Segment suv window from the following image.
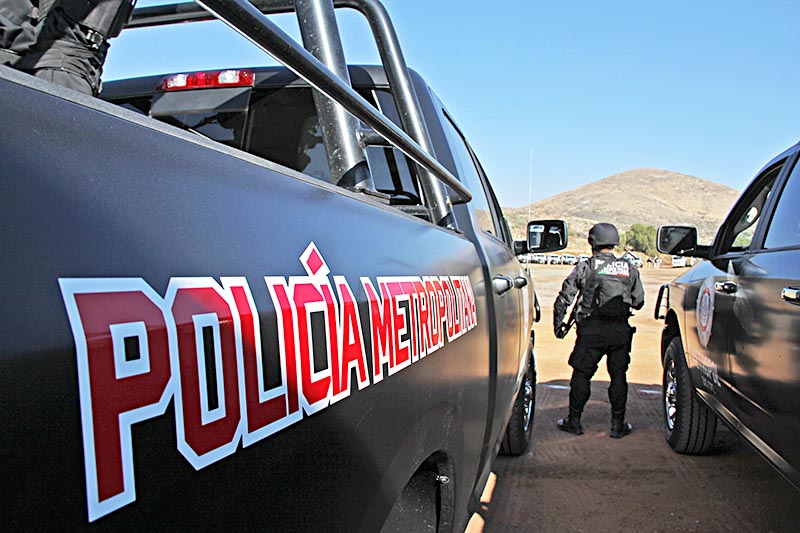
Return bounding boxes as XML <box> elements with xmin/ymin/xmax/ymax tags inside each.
<box><xmin>440</xmin><ymin>113</ymin><xmax>501</xmax><ymax>237</ymax></box>
<box><xmin>764</xmin><ymin>158</ymin><xmax>800</xmax><ymax>249</ymax></box>
<box><xmin>717</xmin><ymin>162</ymin><xmax>782</xmax><ymax>253</ymax></box>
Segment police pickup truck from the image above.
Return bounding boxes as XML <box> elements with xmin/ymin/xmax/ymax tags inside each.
<box><xmin>655</xmin><ymin>141</ymin><xmax>800</xmax><ymax>489</ymax></box>
<box><xmin>1</xmin><ymin>0</ymin><xmax>567</xmax><ymax>530</ymax></box>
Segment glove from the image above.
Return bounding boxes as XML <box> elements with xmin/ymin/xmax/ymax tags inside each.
<box><xmin>554</xmin><ymin>322</ymin><xmax>569</xmax><ymax>339</ymax></box>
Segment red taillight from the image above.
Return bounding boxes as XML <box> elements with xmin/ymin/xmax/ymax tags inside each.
<box><xmin>158</xmin><ymin>69</ymin><xmax>255</xmax><ymax>91</ymax></box>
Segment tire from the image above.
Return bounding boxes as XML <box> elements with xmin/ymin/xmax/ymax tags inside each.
<box><xmin>500</xmin><ymin>353</ymin><xmax>536</xmax><ymax>456</ymax></box>
<box><xmin>662</xmin><ymin>337</ymin><xmax>717</xmax><ymax>454</ymax></box>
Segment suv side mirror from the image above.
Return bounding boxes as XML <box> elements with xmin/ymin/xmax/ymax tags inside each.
<box><xmin>527</xmin><ymin>220</ymin><xmax>568</xmax><ymax>253</ymax></box>
<box><xmin>657</xmin><ymin>226</ymin><xmax>698</xmax><ymax>255</ymax></box>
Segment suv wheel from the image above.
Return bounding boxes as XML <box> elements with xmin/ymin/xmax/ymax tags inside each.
<box><xmin>500</xmin><ymin>351</ymin><xmax>536</xmax><ymax>456</ymax></box>
<box><xmin>663</xmin><ymin>337</ymin><xmax>717</xmax><ymax>454</ymax></box>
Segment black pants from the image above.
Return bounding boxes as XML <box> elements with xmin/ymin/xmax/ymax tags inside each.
<box><xmin>567</xmin><ymin>319</ymin><xmax>634</xmax><ymax>419</ymax></box>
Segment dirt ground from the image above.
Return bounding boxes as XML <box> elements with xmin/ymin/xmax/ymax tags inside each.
<box><xmin>468</xmin><ymin>264</ymin><xmax>800</xmax><ymax>532</ymax></box>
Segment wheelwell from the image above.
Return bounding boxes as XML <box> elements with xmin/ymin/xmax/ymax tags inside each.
<box><xmin>661</xmin><ymin>310</ymin><xmax>682</xmax><ymax>366</ymax></box>
<box><xmin>381</xmin><ymin>451</ymin><xmax>454</xmax><ymax>533</ymax></box>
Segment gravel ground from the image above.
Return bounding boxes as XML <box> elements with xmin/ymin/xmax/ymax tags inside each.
<box><xmin>467</xmin><ymin>264</ymin><xmax>800</xmax><ymax>532</ymax></box>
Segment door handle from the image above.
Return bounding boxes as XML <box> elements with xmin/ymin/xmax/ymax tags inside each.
<box><xmin>493</xmin><ymin>276</ymin><xmax>513</xmax><ymax>295</ymax></box>
<box><xmin>514</xmin><ymin>276</ymin><xmax>528</xmax><ymax>289</ymax></box>
<box><xmin>714</xmin><ymin>281</ymin><xmax>737</xmax><ymax>294</ymax></box>
<box><xmin>782</xmin><ymin>286</ymin><xmax>800</xmax><ymax>305</ymax></box>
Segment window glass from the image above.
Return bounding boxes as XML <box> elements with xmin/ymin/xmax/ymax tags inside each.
<box><xmin>161</xmin><ymin>111</ymin><xmax>247</xmax><ymax>148</ymax></box>
<box><xmin>245</xmin><ymin>88</ymin><xmax>331</xmax><ymax>180</ymax></box>
<box><xmin>440</xmin><ymin>114</ymin><xmax>499</xmax><ymax>236</ymax></box>
<box><xmin>764</xmin><ymin>160</ymin><xmax>800</xmax><ymax>249</ymax></box>
<box><xmin>720</xmin><ymin>164</ymin><xmax>781</xmax><ymax>252</ymax></box>
<box><xmin>117</xmin><ymin>85</ymin><xmax>422</xmax><ymax>202</ymax></box>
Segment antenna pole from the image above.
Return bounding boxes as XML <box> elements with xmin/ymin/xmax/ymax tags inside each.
<box><xmin>527</xmin><ymin>145</ymin><xmax>533</xmax><ymax>223</ymax></box>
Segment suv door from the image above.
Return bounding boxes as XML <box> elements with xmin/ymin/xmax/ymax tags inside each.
<box><xmin>438</xmin><ymin>112</ymin><xmax>526</xmax><ymax>449</ymax></box>
<box><xmin>684</xmin><ymin>162</ymin><xmax>783</xmax><ymax>405</ymax></box>
<box><xmin>726</xmin><ymin>150</ymin><xmax>800</xmax><ymax>477</ymax></box>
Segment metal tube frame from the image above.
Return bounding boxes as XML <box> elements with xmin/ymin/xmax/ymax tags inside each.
<box><xmin>127</xmin><ymin>0</ymin><xmax>469</xmax><ymax>223</ymax></box>
<box><xmin>293</xmin><ymin>0</ymin><xmax>371</xmax><ymax>190</ymax></box>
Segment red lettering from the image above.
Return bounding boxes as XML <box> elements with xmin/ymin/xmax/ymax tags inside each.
<box><xmin>386</xmin><ymin>281</ymin><xmax>410</xmax><ymax>373</ymax></box>
<box><xmin>169</xmin><ymin>283</ymin><xmax>241</xmax><ymax>466</ymax></box>
<box><xmin>362</xmin><ymin>278</ymin><xmax>393</xmax><ymax>383</ymax></box>
<box><xmin>225</xmin><ymin>279</ymin><xmax>291</xmax><ymax>446</ymax></box>
<box><xmin>334</xmin><ymin>276</ymin><xmax>369</xmax><ymax>401</ymax></box>
<box><xmin>414</xmin><ymin>280</ymin><xmax>430</xmax><ymax>359</ymax></box>
<box><xmin>266</xmin><ymin>278</ymin><xmax>300</xmax><ymax>415</ymax></box>
<box><xmin>292</xmin><ymin>282</ymin><xmax>332</xmax><ymax>413</ymax></box>
<box><xmin>60</xmin><ymin>279</ymin><xmax>172</xmax><ymax>521</ymax></box>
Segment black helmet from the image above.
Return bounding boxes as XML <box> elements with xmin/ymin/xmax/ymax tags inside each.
<box><xmin>588</xmin><ymin>223</ymin><xmax>620</xmax><ymax>248</ymax></box>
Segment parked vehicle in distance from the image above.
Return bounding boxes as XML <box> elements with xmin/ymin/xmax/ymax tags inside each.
<box><xmin>655</xmin><ymin>141</ymin><xmax>800</xmax><ymax>490</ymax></box>
<box><xmin>561</xmin><ymin>253</ymin><xmax>577</xmax><ymax>265</ymax></box>
<box><xmin>622</xmin><ymin>251</ymin><xmax>644</xmax><ymax>267</ymax></box>
<box><xmin>671</xmin><ymin>255</ymin><xmax>687</xmax><ymax>267</ymax></box>
<box><xmin>531</xmin><ymin>253</ymin><xmax>547</xmax><ymax>264</ymax></box>
<box><xmin>548</xmin><ymin>254</ymin><xmax>562</xmax><ymax>264</ymax></box>
<box><xmin>578</xmin><ymin>254</ymin><xmax>591</xmax><ymax>263</ymax></box>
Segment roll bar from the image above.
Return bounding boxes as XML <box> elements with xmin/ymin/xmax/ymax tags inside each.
<box><xmin>127</xmin><ymin>0</ymin><xmax>468</xmax><ymax>225</ymax></box>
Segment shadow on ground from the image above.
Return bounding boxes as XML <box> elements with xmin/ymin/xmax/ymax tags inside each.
<box><xmin>476</xmin><ymin>379</ymin><xmax>800</xmax><ymax>532</ymax></box>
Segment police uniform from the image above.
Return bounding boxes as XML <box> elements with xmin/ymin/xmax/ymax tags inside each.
<box><xmin>1</xmin><ymin>0</ymin><xmax>135</xmax><ymax>95</ymax></box>
<box><xmin>553</xmin><ymin>223</ymin><xmax>645</xmax><ymax>438</ymax></box>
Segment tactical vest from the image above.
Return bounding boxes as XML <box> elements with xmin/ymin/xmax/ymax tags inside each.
<box><xmin>584</xmin><ymin>256</ymin><xmax>633</xmax><ymax>319</ymax></box>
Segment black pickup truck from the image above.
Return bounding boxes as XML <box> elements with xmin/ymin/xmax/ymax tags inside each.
<box><xmin>655</xmin><ymin>141</ymin><xmax>800</xmax><ymax>489</ymax></box>
<box><xmin>1</xmin><ymin>0</ymin><xmax>567</xmax><ymax>530</ymax></box>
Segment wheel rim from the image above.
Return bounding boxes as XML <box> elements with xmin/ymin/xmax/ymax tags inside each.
<box><xmin>664</xmin><ymin>358</ymin><xmax>678</xmax><ymax>431</ymax></box>
<box><xmin>523</xmin><ymin>374</ymin><xmax>534</xmax><ymax>432</ymax></box>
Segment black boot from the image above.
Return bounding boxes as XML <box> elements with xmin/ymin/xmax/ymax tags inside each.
<box><xmin>610</xmin><ymin>417</ymin><xmax>632</xmax><ymax>438</ymax></box>
<box><xmin>557</xmin><ymin>415</ymin><xmax>583</xmax><ymax>435</ymax></box>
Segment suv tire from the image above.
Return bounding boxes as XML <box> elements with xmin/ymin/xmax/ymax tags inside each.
<box><xmin>662</xmin><ymin>337</ymin><xmax>717</xmax><ymax>454</ymax></box>
<box><xmin>500</xmin><ymin>351</ymin><xmax>536</xmax><ymax>455</ymax></box>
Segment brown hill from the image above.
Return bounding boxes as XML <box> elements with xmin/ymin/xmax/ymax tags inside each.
<box><xmin>504</xmin><ymin>168</ymin><xmax>740</xmax><ymax>244</ymax></box>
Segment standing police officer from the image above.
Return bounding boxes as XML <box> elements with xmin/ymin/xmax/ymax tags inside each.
<box><xmin>1</xmin><ymin>0</ymin><xmax>135</xmax><ymax>96</ymax></box>
<box><xmin>553</xmin><ymin>222</ymin><xmax>644</xmax><ymax>438</ymax></box>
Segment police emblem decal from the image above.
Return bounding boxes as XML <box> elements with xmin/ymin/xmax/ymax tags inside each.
<box><xmin>696</xmin><ymin>276</ymin><xmax>715</xmax><ymax>348</ymax></box>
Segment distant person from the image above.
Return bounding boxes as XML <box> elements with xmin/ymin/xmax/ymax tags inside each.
<box><xmin>553</xmin><ymin>222</ymin><xmax>645</xmax><ymax>438</ymax></box>
<box><xmin>0</xmin><ymin>0</ymin><xmax>135</xmax><ymax>96</ymax></box>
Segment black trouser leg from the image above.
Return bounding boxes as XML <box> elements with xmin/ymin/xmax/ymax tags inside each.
<box><xmin>568</xmin><ymin>370</ymin><xmax>592</xmax><ymax>416</ymax></box>
<box><xmin>567</xmin><ymin>333</ymin><xmax>602</xmax><ymax>416</ymax></box>
<box><xmin>606</xmin><ymin>333</ymin><xmax>631</xmax><ymax>418</ymax></box>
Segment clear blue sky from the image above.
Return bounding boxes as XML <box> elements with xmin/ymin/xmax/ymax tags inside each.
<box><xmin>105</xmin><ymin>0</ymin><xmax>799</xmax><ymax>207</ymax></box>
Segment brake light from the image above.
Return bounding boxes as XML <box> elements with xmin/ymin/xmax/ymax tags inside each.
<box><xmin>158</xmin><ymin>69</ymin><xmax>255</xmax><ymax>91</ymax></box>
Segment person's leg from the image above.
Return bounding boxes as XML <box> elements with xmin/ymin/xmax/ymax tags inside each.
<box><xmin>0</xmin><ymin>0</ymin><xmax>40</xmax><ymax>66</ymax></box>
<box><xmin>606</xmin><ymin>324</ymin><xmax>634</xmax><ymax>438</ymax></box>
<box><xmin>558</xmin><ymin>325</ymin><xmax>603</xmax><ymax>434</ymax></box>
<box><xmin>16</xmin><ymin>4</ymin><xmax>109</xmax><ymax>96</ymax></box>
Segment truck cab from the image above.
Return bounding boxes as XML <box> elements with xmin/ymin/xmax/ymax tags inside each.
<box><xmin>1</xmin><ymin>0</ymin><xmax>567</xmax><ymax>530</ymax></box>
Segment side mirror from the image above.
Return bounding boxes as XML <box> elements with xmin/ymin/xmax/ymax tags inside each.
<box><xmin>527</xmin><ymin>220</ymin><xmax>568</xmax><ymax>253</ymax></box>
<box><xmin>657</xmin><ymin>226</ymin><xmax>697</xmax><ymax>255</ymax></box>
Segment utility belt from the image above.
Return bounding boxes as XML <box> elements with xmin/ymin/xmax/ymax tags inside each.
<box><xmin>584</xmin><ymin>314</ymin><xmax>629</xmax><ymax>323</ymax></box>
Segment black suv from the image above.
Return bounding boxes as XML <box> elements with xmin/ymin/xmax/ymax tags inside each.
<box><xmin>655</xmin><ymin>141</ymin><xmax>800</xmax><ymax>489</ymax></box>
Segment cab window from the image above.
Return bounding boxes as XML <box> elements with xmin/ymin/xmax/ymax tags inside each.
<box><xmin>246</xmin><ymin>87</ymin><xmax>421</xmax><ymax>204</ymax></box>
<box><xmin>764</xmin><ymin>158</ymin><xmax>800</xmax><ymax>249</ymax></box>
<box><xmin>440</xmin><ymin>113</ymin><xmax>502</xmax><ymax>237</ymax></box>
<box><xmin>108</xmin><ymin>85</ymin><xmax>423</xmax><ymax>209</ymax></box>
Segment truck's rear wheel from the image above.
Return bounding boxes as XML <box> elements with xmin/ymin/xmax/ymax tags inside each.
<box><xmin>663</xmin><ymin>337</ymin><xmax>716</xmax><ymax>454</ymax></box>
<box><xmin>500</xmin><ymin>353</ymin><xmax>536</xmax><ymax>456</ymax></box>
